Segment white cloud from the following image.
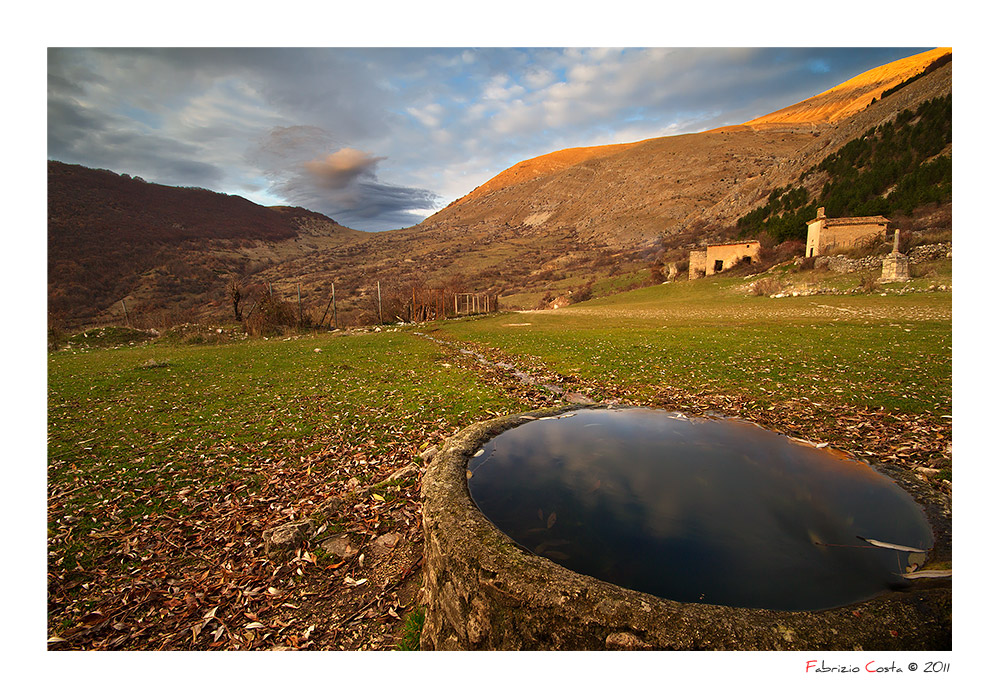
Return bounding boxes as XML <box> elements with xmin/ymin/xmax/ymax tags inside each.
<box><xmin>482</xmin><ymin>74</ymin><xmax>526</xmax><ymax>102</ymax></box>
<box><xmin>406</xmin><ymin>103</ymin><xmax>446</xmax><ymax>129</ymax></box>
<box><xmin>522</xmin><ymin>67</ymin><xmax>556</xmax><ymax>90</ymax></box>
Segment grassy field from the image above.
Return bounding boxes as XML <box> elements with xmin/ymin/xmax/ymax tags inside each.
<box><xmin>46</xmin><ymin>264</ymin><xmax>952</xmax><ymax>650</ymax></box>
<box><xmin>446</xmin><ymin>274</ymin><xmax>951</xmax><ymax>417</ymax></box>
<box><xmin>47</xmin><ymin>329</ymin><xmax>535</xmax><ymax>649</ymax></box>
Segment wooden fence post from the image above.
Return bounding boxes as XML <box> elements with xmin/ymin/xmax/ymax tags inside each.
<box><xmin>319</xmin><ymin>282</ymin><xmax>334</xmax><ymax>327</ymax></box>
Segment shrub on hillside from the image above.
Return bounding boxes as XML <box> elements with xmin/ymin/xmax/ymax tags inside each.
<box><xmin>571</xmin><ymin>283</ymin><xmax>594</xmax><ymax>304</ymax></box>
<box><xmin>244</xmin><ymin>290</ymin><xmax>297</xmax><ymax>336</ymax></box>
<box><xmin>751</xmin><ymin>277</ymin><xmax>782</xmax><ymax>296</ymax></box>
<box><xmin>48</xmin><ymin>326</ymin><xmax>66</xmax><ymax>352</ymax></box>
<box><xmin>857</xmin><ymin>271</ymin><xmax>881</xmax><ymax>293</ymax></box>
<box><xmin>737</xmin><ymin>95</ymin><xmax>952</xmax><ymax>242</ymax></box>
<box><xmin>776</xmin><ymin>240</ymin><xmax>805</xmax><ymax>262</ymax></box>
<box><xmin>898</xmin><ymin>230</ymin><xmax>914</xmax><ymax>254</ymax></box>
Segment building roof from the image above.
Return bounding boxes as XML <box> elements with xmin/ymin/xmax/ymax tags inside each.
<box><xmin>706</xmin><ymin>239</ymin><xmax>760</xmax><ymax>248</ymax></box>
<box><xmin>808</xmin><ymin>215</ymin><xmax>890</xmax><ymax>226</ymax></box>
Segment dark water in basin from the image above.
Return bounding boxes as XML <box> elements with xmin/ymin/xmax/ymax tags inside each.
<box><xmin>466</xmin><ymin>408</ymin><xmax>932</xmax><ymax>611</ymax></box>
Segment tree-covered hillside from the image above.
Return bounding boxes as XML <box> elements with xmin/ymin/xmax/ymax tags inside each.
<box><xmin>738</xmin><ymin>95</ymin><xmax>951</xmax><ymax>242</ymax></box>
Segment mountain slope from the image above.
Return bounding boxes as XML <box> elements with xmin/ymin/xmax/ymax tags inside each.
<box><xmin>415</xmin><ymin>51</ymin><xmax>951</xmax><ymax>255</ymax></box>
<box><xmin>48</xmin><ymin>162</ymin><xmax>367</xmax><ymax>328</ymax></box>
<box><xmin>48</xmin><ymin>48</ymin><xmax>952</xmax><ymax>329</ymax></box>
<box><xmin>449</xmin><ymin>48</ymin><xmax>951</xmax><ymax>215</ymax></box>
<box><xmin>283</xmin><ymin>52</ymin><xmax>949</xmax><ymax>318</ymax></box>
<box><xmin>453</xmin><ymin>143</ymin><xmax>638</xmax><ymax>207</ymax></box>
<box><xmin>745</xmin><ymin>47</ymin><xmax>951</xmax><ymax>127</ymax></box>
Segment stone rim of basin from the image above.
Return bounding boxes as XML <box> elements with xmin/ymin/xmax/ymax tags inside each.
<box><xmin>418</xmin><ymin>403</ymin><xmax>952</xmax><ymax>651</ymax></box>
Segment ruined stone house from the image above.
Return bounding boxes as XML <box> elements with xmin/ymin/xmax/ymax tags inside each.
<box><xmin>688</xmin><ymin>240</ymin><xmax>761</xmax><ymax>279</ymax></box>
<box><xmin>805</xmin><ymin>207</ymin><xmax>889</xmax><ymax>257</ymax></box>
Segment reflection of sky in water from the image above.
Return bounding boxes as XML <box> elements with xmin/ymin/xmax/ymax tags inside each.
<box><xmin>468</xmin><ymin>408</ymin><xmax>933</xmax><ymax>611</ymax></box>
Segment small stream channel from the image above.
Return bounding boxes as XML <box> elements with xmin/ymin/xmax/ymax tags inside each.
<box><xmin>414</xmin><ymin>330</ymin><xmax>594</xmax><ymax>404</ymax></box>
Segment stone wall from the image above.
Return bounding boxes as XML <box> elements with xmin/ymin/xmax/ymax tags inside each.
<box><xmin>813</xmin><ymin>242</ymin><xmax>951</xmax><ymax>274</ymax></box>
<box><xmin>909</xmin><ymin>242</ymin><xmax>952</xmax><ymax>263</ymax></box>
<box><xmin>420</xmin><ymin>406</ymin><xmax>952</xmax><ymax>651</ymax></box>
<box><xmin>813</xmin><ymin>254</ymin><xmax>883</xmax><ymax>274</ymax></box>
<box><xmin>705</xmin><ymin>241</ymin><xmax>761</xmax><ymax>276</ymax></box>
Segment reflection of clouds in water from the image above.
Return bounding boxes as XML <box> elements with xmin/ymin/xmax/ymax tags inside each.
<box><xmin>469</xmin><ymin>408</ymin><xmax>932</xmax><ymax>610</ymax></box>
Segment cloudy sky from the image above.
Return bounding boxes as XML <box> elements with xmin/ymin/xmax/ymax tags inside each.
<box><xmin>47</xmin><ymin>46</ymin><xmax>932</xmax><ymax>231</ymax></box>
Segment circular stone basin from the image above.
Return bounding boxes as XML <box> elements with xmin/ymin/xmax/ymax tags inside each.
<box><xmin>466</xmin><ymin>407</ymin><xmax>933</xmax><ymax>612</ymax></box>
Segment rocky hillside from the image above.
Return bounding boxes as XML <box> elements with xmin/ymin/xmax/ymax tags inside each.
<box><xmin>262</xmin><ymin>48</ymin><xmax>950</xmax><ymax>323</ymax></box>
<box><xmin>449</xmin><ymin>49</ymin><xmax>951</xmax><ymax>212</ymax></box>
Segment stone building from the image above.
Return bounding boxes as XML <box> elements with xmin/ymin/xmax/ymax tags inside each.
<box><xmin>805</xmin><ymin>207</ymin><xmax>889</xmax><ymax>257</ymax></box>
<box><xmin>688</xmin><ymin>240</ymin><xmax>761</xmax><ymax>279</ymax></box>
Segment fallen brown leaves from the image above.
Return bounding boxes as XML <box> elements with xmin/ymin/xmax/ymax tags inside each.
<box><xmin>48</xmin><ymin>429</ymin><xmax>433</xmax><ymax>651</ymax></box>
<box><xmin>648</xmin><ymin>387</ymin><xmax>952</xmax><ymax>480</ymax></box>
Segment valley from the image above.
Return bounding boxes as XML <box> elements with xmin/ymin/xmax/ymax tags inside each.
<box><xmin>47</xmin><ymin>49</ymin><xmax>951</xmax><ymax>332</ymax></box>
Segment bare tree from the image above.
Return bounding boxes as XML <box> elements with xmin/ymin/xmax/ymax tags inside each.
<box><xmin>226</xmin><ymin>275</ymin><xmax>245</xmax><ymax>322</ymax></box>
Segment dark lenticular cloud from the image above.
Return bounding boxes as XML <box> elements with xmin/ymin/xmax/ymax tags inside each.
<box><xmin>275</xmin><ymin>153</ymin><xmax>440</xmax><ymax>230</ymax></box>
<box><xmin>254</xmin><ymin>127</ymin><xmax>440</xmax><ymax>230</ymax></box>
<box><xmin>304</xmin><ymin>149</ymin><xmax>385</xmax><ymax>190</ymax></box>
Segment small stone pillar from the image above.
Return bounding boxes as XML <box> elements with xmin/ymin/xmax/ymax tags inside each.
<box><xmin>881</xmin><ymin>229</ymin><xmax>910</xmax><ymax>282</ymax></box>
<box><xmin>688</xmin><ymin>250</ymin><xmax>707</xmax><ymax>280</ymax></box>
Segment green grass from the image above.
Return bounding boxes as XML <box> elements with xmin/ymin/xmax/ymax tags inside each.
<box><xmin>57</xmin><ymin>326</ymin><xmax>156</xmax><ymax>350</ymax></box>
<box><xmin>48</xmin><ymin>330</ymin><xmax>531</xmax><ymax>574</ymax></box>
<box><xmin>395</xmin><ymin>606</ymin><xmax>425</xmax><ymax>650</ymax></box>
<box><xmin>49</xmin><ymin>273</ymin><xmax>952</xmax><ymax>531</ymax></box>
<box><xmin>50</xmin><ymin>330</ymin><xmax>524</xmax><ymax>451</ymax></box>
<box><xmin>435</xmin><ymin>273</ymin><xmax>952</xmax><ymax>418</ymax></box>
<box><xmin>588</xmin><ymin>267</ymin><xmax>657</xmax><ymax>297</ymax></box>
<box><xmin>498</xmin><ymin>262</ymin><xmax>655</xmax><ymax>311</ymax></box>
